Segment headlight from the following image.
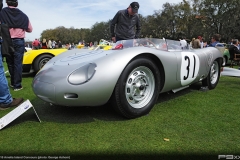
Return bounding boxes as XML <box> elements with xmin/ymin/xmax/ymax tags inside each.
<box><xmin>68</xmin><ymin>63</ymin><xmax>97</xmax><ymax>85</ymax></box>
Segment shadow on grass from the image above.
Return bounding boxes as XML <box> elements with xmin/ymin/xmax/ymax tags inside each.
<box><xmin>157</xmin><ymin>82</ymin><xmax>202</xmax><ymax>103</ymax></box>
<box><xmin>22</xmin><ymin>72</ymin><xmax>36</xmax><ymax>77</ymax></box>
<box><xmin>3</xmin><ymin>82</ymin><xmax>203</xmax><ymax>129</ymax></box>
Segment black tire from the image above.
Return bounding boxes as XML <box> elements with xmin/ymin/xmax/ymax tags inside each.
<box><xmin>202</xmin><ymin>60</ymin><xmax>220</xmax><ymax>89</ymax></box>
<box><xmin>33</xmin><ymin>54</ymin><xmax>53</xmax><ymax>72</ymax></box>
<box><xmin>111</xmin><ymin>57</ymin><xmax>161</xmax><ymax>119</ymax></box>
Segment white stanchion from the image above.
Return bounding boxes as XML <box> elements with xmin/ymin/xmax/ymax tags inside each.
<box><xmin>0</xmin><ymin>99</ymin><xmax>41</xmax><ymax>130</ymax></box>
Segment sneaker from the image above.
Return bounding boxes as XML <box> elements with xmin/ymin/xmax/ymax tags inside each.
<box><xmin>0</xmin><ymin>98</ymin><xmax>24</xmax><ymax>110</ymax></box>
<box><xmin>14</xmin><ymin>87</ymin><xmax>23</xmax><ymax>91</ymax></box>
<box><xmin>10</xmin><ymin>85</ymin><xmax>14</xmax><ymax>88</ymax></box>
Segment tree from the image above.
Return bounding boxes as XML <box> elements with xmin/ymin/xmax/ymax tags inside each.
<box><xmin>39</xmin><ymin>0</ymin><xmax>240</xmax><ymax>44</ymax></box>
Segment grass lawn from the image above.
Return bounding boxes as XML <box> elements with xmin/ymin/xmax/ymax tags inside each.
<box><xmin>0</xmin><ymin>62</ymin><xmax>240</xmax><ymax>160</ymax></box>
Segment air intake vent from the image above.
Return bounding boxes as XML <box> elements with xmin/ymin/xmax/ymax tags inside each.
<box><xmin>64</xmin><ymin>93</ymin><xmax>78</xmax><ymax>99</ymax></box>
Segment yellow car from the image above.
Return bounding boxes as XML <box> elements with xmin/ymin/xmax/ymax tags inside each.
<box><xmin>76</xmin><ymin>44</ymin><xmax>85</xmax><ymax>49</ymax></box>
<box><xmin>23</xmin><ymin>48</ymin><xmax>67</xmax><ymax>73</ymax></box>
<box><xmin>89</xmin><ymin>39</ymin><xmax>114</xmax><ymax>50</ymax></box>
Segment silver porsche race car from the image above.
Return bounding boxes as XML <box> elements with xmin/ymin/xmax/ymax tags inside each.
<box><xmin>32</xmin><ymin>38</ymin><xmax>223</xmax><ymax>119</ymax></box>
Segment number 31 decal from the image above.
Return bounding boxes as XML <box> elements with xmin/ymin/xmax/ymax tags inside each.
<box><xmin>180</xmin><ymin>52</ymin><xmax>200</xmax><ymax>86</ymax></box>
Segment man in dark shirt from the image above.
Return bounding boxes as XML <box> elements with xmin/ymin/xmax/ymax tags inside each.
<box><xmin>0</xmin><ymin>0</ymin><xmax>32</xmax><ymax>91</ymax></box>
<box><xmin>58</xmin><ymin>40</ymin><xmax>62</xmax><ymax>48</ymax></box>
<box><xmin>0</xmin><ymin>0</ymin><xmax>23</xmax><ymax>110</ymax></box>
<box><xmin>110</xmin><ymin>2</ymin><xmax>141</xmax><ymax>42</ymax></box>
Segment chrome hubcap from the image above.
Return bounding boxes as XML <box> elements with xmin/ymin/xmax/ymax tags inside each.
<box><xmin>210</xmin><ymin>61</ymin><xmax>219</xmax><ymax>84</ymax></box>
<box><xmin>125</xmin><ymin>66</ymin><xmax>155</xmax><ymax>109</ymax></box>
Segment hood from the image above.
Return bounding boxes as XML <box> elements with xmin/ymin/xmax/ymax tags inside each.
<box><xmin>50</xmin><ymin>49</ymin><xmax>115</xmax><ymax>66</ymax></box>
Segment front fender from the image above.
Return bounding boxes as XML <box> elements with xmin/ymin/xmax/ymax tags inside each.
<box><xmin>23</xmin><ymin>49</ymin><xmax>67</xmax><ymax>64</ymax></box>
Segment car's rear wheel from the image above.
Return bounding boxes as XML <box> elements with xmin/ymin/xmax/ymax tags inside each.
<box><xmin>112</xmin><ymin>57</ymin><xmax>161</xmax><ymax>119</ymax></box>
<box><xmin>33</xmin><ymin>54</ymin><xmax>53</xmax><ymax>72</ymax></box>
<box><xmin>202</xmin><ymin>60</ymin><xmax>220</xmax><ymax>89</ymax></box>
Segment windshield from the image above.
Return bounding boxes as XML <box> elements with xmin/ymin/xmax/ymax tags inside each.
<box><xmin>113</xmin><ymin>38</ymin><xmax>189</xmax><ymax>51</ymax></box>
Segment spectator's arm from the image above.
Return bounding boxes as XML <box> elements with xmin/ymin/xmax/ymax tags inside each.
<box><xmin>110</xmin><ymin>11</ymin><xmax>120</xmax><ymax>37</ymax></box>
<box><xmin>26</xmin><ymin>21</ymin><xmax>33</xmax><ymax>33</ymax></box>
<box><xmin>135</xmin><ymin>15</ymin><xmax>141</xmax><ymax>39</ymax></box>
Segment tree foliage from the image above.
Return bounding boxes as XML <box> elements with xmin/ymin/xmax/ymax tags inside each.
<box><xmin>39</xmin><ymin>0</ymin><xmax>240</xmax><ymax>44</ymax></box>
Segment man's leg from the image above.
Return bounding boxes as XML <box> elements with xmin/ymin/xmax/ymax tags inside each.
<box><xmin>12</xmin><ymin>39</ymin><xmax>25</xmax><ymax>90</ymax></box>
<box><xmin>0</xmin><ymin>47</ymin><xmax>13</xmax><ymax>105</ymax></box>
<box><xmin>5</xmin><ymin>54</ymin><xmax>14</xmax><ymax>87</ymax></box>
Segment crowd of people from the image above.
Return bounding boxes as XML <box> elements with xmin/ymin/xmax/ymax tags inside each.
<box><xmin>189</xmin><ymin>34</ymin><xmax>224</xmax><ymax>49</ymax></box>
<box><xmin>181</xmin><ymin>34</ymin><xmax>240</xmax><ymax>60</ymax></box>
<box><xmin>26</xmin><ymin>38</ymin><xmax>63</xmax><ymax>50</ymax></box>
<box><xmin>179</xmin><ymin>34</ymin><xmax>225</xmax><ymax>50</ymax></box>
<box><xmin>26</xmin><ymin>39</ymin><xmax>95</xmax><ymax>50</ymax></box>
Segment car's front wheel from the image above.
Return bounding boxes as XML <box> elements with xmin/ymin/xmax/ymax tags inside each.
<box><xmin>112</xmin><ymin>57</ymin><xmax>161</xmax><ymax>119</ymax></box>
<box><xmin>33</xmin><ymin>54</ymin><xmax>53</xmax><ymax>72</ymax></box>
<box><xmin>202</xmin><ymin>60</ymin><xmax>220</xmax><ymax>89</ymax></box>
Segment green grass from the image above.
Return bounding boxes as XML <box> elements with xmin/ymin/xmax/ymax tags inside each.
<box><xmin>1</xmin><ymin>62</ymin><xmax>240</xmax><ymax>159</ymax></box>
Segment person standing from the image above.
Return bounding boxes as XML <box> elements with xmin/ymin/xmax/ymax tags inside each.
<box><xmin>0</xmin><ymin>0</ymin><xmax>23</xmax><ymax>110</ymax></box>
<box><xmin>47</xmin><ymin>39</ymin><xmax>52</xmax><ymax>49</ymax></box>
<box><xmin>179</xmin><ymin>37</ymin><xmax>187</xmax><ymax>49</ymax></box>
<box><xmin>58</xmin><ymin>40</ymin><xmax>62</xmax><ymax>48</ymax></box>
<box><xmin>32</xmin><ymin>38</ymin><xmax>40</xmax><ymax>50</ymax></box>
<box><xmin>0</xmin><ymin>0</ymin><xmax>33</xmax><ymax>91</ymax></box>
<box><xmin>41</xmin><ymin>38</ymin><xmax>48</xmax><ymax>49</ymax></box>
<box><xmin>198</xmin><ymin>36</ymin><xmax>204</xmax><ymax>48</ymax></box>
<box><xmin>192</xmin><ymin>36</ymin><xmax>201</xmax><ymax>49</ymax></box>
<box><xmin>228</xmin><ymin>39</ymin><xmax>240</xmax><ymax>63</ymax></box>
<box><xmin>110</xmin><ymin>2</ymin><xmax>141</xmax><ymax>42</ymax></box>
<box><xmin>52</xmin><ymin>39</ymin><xmax>56</xmax><ymax>49</ymax></box>
<box><xmin>68</xmin><ymin>43</ymin><xmax>71</xmax><ymax>50</ymax></box>
<box><xmin>209</xmin><ymin>34</ymin><xmax>223</xmax><ymax>47</ymax></box>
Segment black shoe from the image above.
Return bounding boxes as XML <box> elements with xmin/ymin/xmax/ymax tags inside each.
<box><xmin>0</xmin><ymin>98</ymin><xmax>24</xmax><ymax>110</ymax></box>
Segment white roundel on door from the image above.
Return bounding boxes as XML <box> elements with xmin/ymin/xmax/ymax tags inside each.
<box><xmin>180</xmin><ymin>52</ymin><xmax>200</xmax><ymax>86</ymax></box>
